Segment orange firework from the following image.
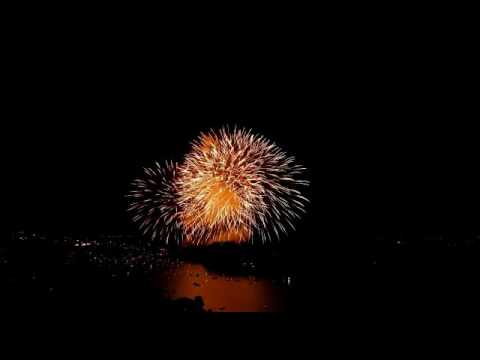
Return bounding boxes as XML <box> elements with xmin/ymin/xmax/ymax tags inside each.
<box><xmin>127</xmin><ymin>127</ymin><xmax>309</xmax><ymax>245</ymax></box>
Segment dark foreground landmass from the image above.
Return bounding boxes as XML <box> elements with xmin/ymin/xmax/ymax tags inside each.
<box><xmin>0</xmin><ymin>233</ymin><xmax>293</xmax><ymax>315</ymax></box>
<box><xmin>2</xmin><ymin>231</ymin><xmax>480</xmax><ymax>319</ymax></box>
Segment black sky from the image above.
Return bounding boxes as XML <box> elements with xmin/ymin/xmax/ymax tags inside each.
<box><xmin>3</xmin><ymin>14</ymin><xmax>478</xmax><ymax>247</ymax></box>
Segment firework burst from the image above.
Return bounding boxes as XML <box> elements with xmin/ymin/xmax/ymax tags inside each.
<box><xmin>127</xmin><ymin>127</ymin><xmax>309</xmax><ymax>246</ymax></box>
<box><xmin>127</xmin><ymin>161</ymin><xmax>183</xmax><ymax>244</ymax></box>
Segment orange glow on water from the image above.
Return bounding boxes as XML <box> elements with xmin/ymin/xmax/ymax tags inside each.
<box><xmin>155</xmin><ymin>263</ymin><xmax>287</xmax><ymax>312</ymax></box>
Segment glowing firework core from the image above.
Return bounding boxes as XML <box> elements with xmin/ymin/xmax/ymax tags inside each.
<box><xmin>127</xmin><ymin>127</ymin><xmax>309</xmax><ymax>245</ymax></box>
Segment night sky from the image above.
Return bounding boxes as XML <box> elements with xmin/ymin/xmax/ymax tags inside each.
<box><xmin>6</xmin><ymin>42</ymin><xmax>477</xmax><ymax>241</ymax></box>
<box><xmin>2</xmin><ymin>16</ymin><xmax>477</xmax><ymax>281</ymax></box>
<box><xmin>1</xmin><ymin>9</ymin><xmax>479</xmax><ymax>340</ymax></box>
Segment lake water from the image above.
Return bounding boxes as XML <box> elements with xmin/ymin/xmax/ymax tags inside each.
<box><xmin>152</xmin><ymin>261</ymin><xmax>290</xmax><ymax>312</ymax></box>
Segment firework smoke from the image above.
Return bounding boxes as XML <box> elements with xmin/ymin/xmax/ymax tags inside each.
<box><xmin>127</xmin><ymin>127</ymin><xmax>309</xmax><ymax>245</ymax></box>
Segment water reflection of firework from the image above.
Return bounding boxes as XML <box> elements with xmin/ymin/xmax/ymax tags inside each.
<box><xmin>127</xmin><ymin>127</ymin><xmax>309</xmax><ymax>245</ymax></box>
